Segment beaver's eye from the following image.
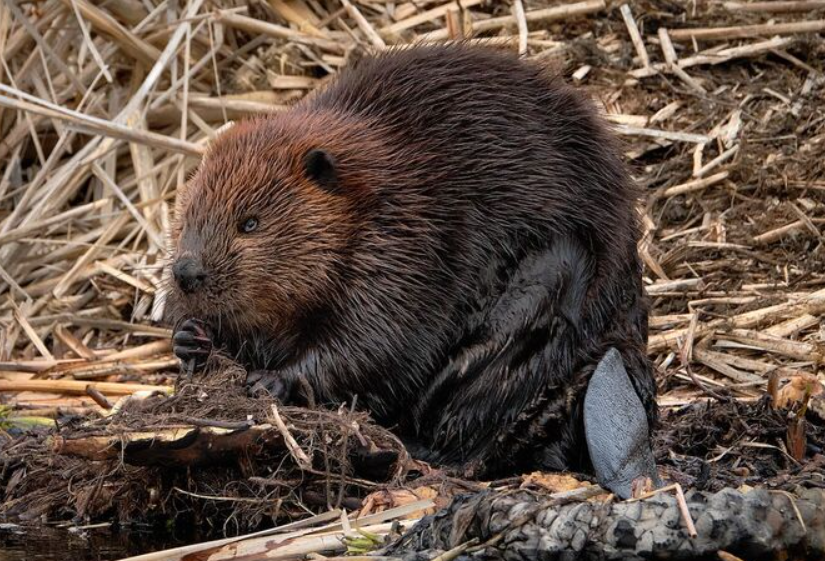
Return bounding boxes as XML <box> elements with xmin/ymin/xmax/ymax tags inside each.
<box><xmin>240</xmin><ymin>217</ymin><xmax>259</xmax><ymax>233</ymax></box>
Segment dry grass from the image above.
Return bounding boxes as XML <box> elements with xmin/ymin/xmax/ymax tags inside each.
<box><xmin>0</xmin><ymin>0</ymin><xmax>824</xmax><ymax>527</ymax></box>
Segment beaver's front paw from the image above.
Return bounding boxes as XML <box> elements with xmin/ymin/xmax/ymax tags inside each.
<box><xmin>172</xmin><ymin>318</ymin><xmax>213</xmax><ymax>373</ymax></box>
<box><xmin>246</xmin><ymin>370</ymin><xmax>298</xmax><ymax>403</ymax></box>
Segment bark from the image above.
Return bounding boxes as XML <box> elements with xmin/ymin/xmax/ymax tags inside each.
<box><xmin>385</xmin><ymin>487</ymin><xmax>825</xmax><ymax>561</ymax></box>
<box><xmin>52</xmin><ymin>425</ymin><xmax>283</xmax><ymax>467</ymax></box>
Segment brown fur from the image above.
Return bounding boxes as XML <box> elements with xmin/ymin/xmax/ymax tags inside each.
<box><xmin>166</xmin><ymin>44</ymin><xmax>656</xmax><ymax>478</ymax></box>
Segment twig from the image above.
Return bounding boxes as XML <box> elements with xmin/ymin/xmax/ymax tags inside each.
<box><xmin>85</xmin><ymin>385</ymin><xmax>113</xmax><ymax>409</ymax></box>
<box><xmin>270</xmin><ymin>403</ymin><xmax>313</xmax><ymax>470</ymax></box>
<box><xmin>512</xmin><ymin>0</ymin><xmax>528</xmax><ymax>56</ymax></box>
<box><xmin>674</xmin><ymin>484</ymin><xmax>699</xmax><ymax>538</ymax></box>
<box><xmin>341</xmin><ymin>0</ymin><xmax>386</xmax><ymax>49</ymax></box>
<box><xmin>620</xmin><ymin>4</ymin><xmax>649</xmax><ymax>68</ymax></box>
<box><xmin>662</xmin><ymin>171</ymin><xmax>729</xmax><ymax>198</ymax></box>
<box><xmin>695</xmin><ymin>145</ymin><xmax>739</xmax><ymax>178</ymax></box>
<box><xmin>613</xmin><ymin>124</ymin><xmax>712</xmax><ymax>144</ymax></box>
<box><xmin>428</xmin><ymin>539</ymin><xmax>479</xmax><ymax>561</ymax></box>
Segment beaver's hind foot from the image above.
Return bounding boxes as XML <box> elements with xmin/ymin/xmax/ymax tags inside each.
<box><xmin>246</xmin><ymin>369</ymin><xmax>300</xmax><ymax>404</ymax></box>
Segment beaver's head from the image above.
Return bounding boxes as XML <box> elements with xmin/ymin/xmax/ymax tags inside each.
<box><xmin>166</xmin><ymin>114</ymin><xmax>376</xmax><ymax>335</ymax></box>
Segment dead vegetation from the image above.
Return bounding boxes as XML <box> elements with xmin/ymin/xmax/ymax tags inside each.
<box><xmin>0</xmin><ymin>356</ymin><xmax>417</xmax><ymax>530</ymax></box>
<box><xmin>0</xmin><ymin>0</ymin><xmax>824</xmax><ymax>557</ymax></box>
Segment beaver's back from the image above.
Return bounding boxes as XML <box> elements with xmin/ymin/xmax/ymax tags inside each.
<box><xmin>295</xmin><ymin>47</ymin><xmax>653</xmax><ymax>453</ymax></box>
<box><xmin>303</xmin><ymin>45</ymin><xmax>639</xmax><ymax>281</ymax></box>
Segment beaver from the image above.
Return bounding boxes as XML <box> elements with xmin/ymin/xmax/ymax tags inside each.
<box><xmin>166</xmin><ymin>44</ymin><xmax>661</xmax><ymax>498</ymax></box>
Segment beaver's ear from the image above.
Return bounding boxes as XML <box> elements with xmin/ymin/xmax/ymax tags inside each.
<box><xmin>304</xmin><ymin>149</ymin><xmax>339</xmax><ymax>193</ymax></box>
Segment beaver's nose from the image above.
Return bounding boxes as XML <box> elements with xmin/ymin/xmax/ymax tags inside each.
<box><xmin>173</xmin><ymin>258</ymin><xmax>207</xmax><ymax>294</ymax></box>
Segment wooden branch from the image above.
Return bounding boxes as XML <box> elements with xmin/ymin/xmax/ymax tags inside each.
<box><xmin>53</xmin><ymin>424</ymin><xmax>283</xmax><ymax>467</ymax></box>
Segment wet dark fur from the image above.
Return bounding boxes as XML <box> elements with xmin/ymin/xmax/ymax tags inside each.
<box><xmin>166</xmin><ymin>44</ymin><xmax>657</xmax><ymax>479</ymax></box>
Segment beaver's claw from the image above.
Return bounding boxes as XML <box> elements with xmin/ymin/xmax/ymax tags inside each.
<box><xmin>246</xmin><ymin>369</ymin><xmax>298</xmax><ymax>403</ymax></box>
<box><xmin>173</xmin><ymin>318</ymin><xmax>213</xmax><ymax>373</ymax></box>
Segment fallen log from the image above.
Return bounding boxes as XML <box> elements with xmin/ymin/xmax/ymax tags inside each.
<box><xmin>385</xmin><ymin>487</ymin><xmax>825</xmax><ymax>560</ymax></box>
<box><xmin>52</xmin><ymin>424</ymin><xmax>283</xmax><ymax>467</ymax></box>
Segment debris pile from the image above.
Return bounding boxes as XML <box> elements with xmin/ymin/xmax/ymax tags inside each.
<box><xmin>1</xmin><ymin>357</ymin><xmax>412</xmax><ymax>529</ymax></box>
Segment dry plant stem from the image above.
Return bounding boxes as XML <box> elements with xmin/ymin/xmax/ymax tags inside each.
<box><xmin>215</xmin><ymin>11</ymin><xmax>345</xmax><ymax>53</ymax></box>
<box><xmin>67</xmin><ymin>0</ymin><xmax>114</xmax><ymax>83</ymax></box>
<box><xmin>51</xmin><ymin>213</ymin><xmax>131</xmax><ymax>298</ymax></box>
<box><xmin>695</xmin><ymin>145</ymin><xmax>739</xmax><ymax>178</ymax></box>
<box><xmin>97</xmin><ymin>262</ymin><xmax>156</xmax><ymax>294</ymax></box>
<box><xmin>612</xmin><ymin>124</ymin><xmax>711</xmax><ymax>144</ymax></box>
<box><xmin>630</xmin><ymin>36</ymin><xmax>795</xmax><ymax>78</ymax></box>
<box><xmin>676</xmin><ymin>485</ymin><xmax>699</xmax><ymax>538</ymax></box>
<box><xmin>429</xmin><ymin>539</ymin><xmax>479</xmax><ymax>561</ymax></box>
<box><xmin>382</xmin><ymin>0</ymin><xmax>485</xmax><ymax>36</ymax></box>
<box><xmin>53</xmin><ymin>325</ymin><xmax>97</xmax><ymax>360</ymax></box>
<box><xmin>419</xmin><ymin>0</ymin><xmax>605</xmax><ymax>41</ymax></box>
<box><xmin>662</xmin><ymin>171</ymin><xmax>729</xmax><ymax>197</ymax></box>
<box><xmin>445</xmin><ymin>9</ymin><xmax>463</xmax><ymax>41</ymax></box>
<box><xmin>724</xmin><ymin>0</ymin><xmax>825</xmax><ymax>12</ymax></box>
<box><xmin>271</xmin><ymin>403</ymin><xmax>313</xmax><ymax>470</ymax></box>
<box><xmin>4</xmin><ymin>0</ymin><xmax>86</xmax><ymax>95</ymax></box>
<box><xmin>754</xmin><ymin>220</ymin><xmax>805</xmax><ymax>245</ymax></box>
<box><xmin>620</xmin><ymin>4</ymin><xmax>649</xmax><ymax>68</ymax></box>
<box><xmin>631</xmin><ymin>484</ymin><xmax>698</xmax><ymax>538</ymax></box>
<box><xmin>657</xmin><ymin>27</ymin><xmax>706</xmax><ymax>94</ymax></box>
<box><xmin>127</xmin><ymin>502</ymin><xmax>433</xmax><ymax>561</ymax></box>
<box><xmin>0</xmin><ymin>88</ymin><xmax>204</xmax><ymax>157</ymax></box>
<box><xmin>650</xmin><ymin>287</ymin><xmax>825</xmax><ymax>352</ymax></box>
<box><xmin>90</xmin><ymin>163</ymin><xmax>166</xmax><ymax>250</ymax></box>
<box><xmin>512</xmin><ymin>0</ymin><xmax>528</xmax><ymax>56</ymax></box>
<box><xmin>85</xmin><ymin>385</ymin><xmax>112</xmax><ymax>409</ymax></box>
<box><xmin>0</xmin><ymin>379</ymin><xmax>171</xmax><ymax>395</ymax></box>
<box><xmin>340</xmin><ymin>0</ymin><xmax>385</xmax><ymax>48</ymax></box>
<box><xmin>669</xmin><ymin>20</ymin><xmax>825</xmax><ymax>41</ymax></box>
<box><xmin>59</xmin><ymin>0</ymin><xmax>161</xmax><ymax>64</ymax></box>
<box><xmin>115</xmin><ymin>510</ymin><xmax>346</xmax><ymax>561</ymax></box>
